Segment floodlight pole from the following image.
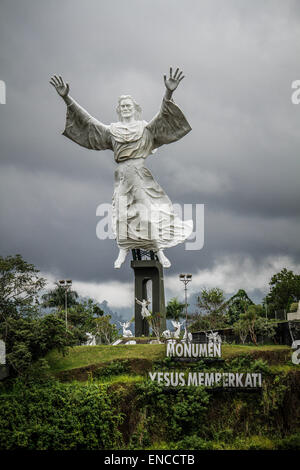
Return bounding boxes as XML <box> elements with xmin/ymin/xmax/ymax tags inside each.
<box><xmin>184</xmin><ymin>283</ymin><xmax>188</xmax><ymax>324</ymax></box>
<box><xmin>58</xmin><ymin>280</ymin><xmax>72</xmax><ymax>330</ymax></box>
<box><xmin>65</xmin><ymin>288</ymin><xmax>68</xmax><ymax>329</ymax></box>
<box><xmin>179</xmin><ymin>274</ymin><xmax>192</xmax><ymax>328</ymax></box>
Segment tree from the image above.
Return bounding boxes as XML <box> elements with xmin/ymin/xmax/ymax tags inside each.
<box><xmin>5</xmin><ymin>314</ymin><xmax>75</xmax><ymax>375</ymax></box>
<box><xmin>233</xmin><ymin>308</ymin><xmax>276</xmax><ymax>346</ymax></box>
<box><xmin>197</xmin><ymin>288</ymin><xmax>227</xmax><ymax>316</ymax></box>
<box><xmin>41</xmin><ymin>282</ymin><xmax>79</xmax><ymax>311</ymax></box>
<box><xmin>254</xmin><ymin>317</ymin><xmax>276</xmax><ymax>344</ymax></box>
<box><xmin>240</xmin><ymin>304</ymin><xmax>264</xmax><ymax>345</ymax></box>
<box><xmin>226</xmin><ymin>289</ymin><xmax>254</xmax><ymax>325</ymax></box>
<box><xmin>233</xmin><ymin>319</ymin><xmax>249</xmax><ymax>344</ymax></box>
<box><xmin>42</xmin><ymin>282</ymin><xmax>107</xmax><ymax>344</ymax></box>
<box><xmin>0</xmin><ymin>254</ymin><xmax>46</xmax><ymax>324</ymax></box>
<box><xmin>93</xmin><ymin>315</ymin><xmax>118</xmax><ymax>344</ymax></box>
<box><xmin>190</xmin><ymin>287</ymin><xmax>228</xmax><ymax>331</ymax></box>
<box><xmin>145</xmin><ymin>311</ymin><xmax>163</xmax><ymax>341</ymax></box>
<box><xmin>166</xmin><ymin>297</ymin><xmax>185</xmax><ymax>320</ymax></box>
<box><xmin>55</xmin><ymin>298</ymin><xmax>105</xmax><ymax>344</ymax></box>
<box><xmin>0</xmin><ymin>254</ymin><xmax>75</xmax><ymax>376</ymax></box>
<box><xmin>264</xmin><ymin>268</ymin><xmax>300</xmax><ymax>317</ymax></box>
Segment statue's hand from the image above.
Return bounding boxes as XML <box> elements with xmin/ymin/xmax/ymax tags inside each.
<box><xmin>164</xmin><ymin>67</ymin><xmax>185</xmax><ymax>92</ymax></box>
<box><xmin>49</xmin><ymin>75</ymin><xmax>69</xmax><ymax>97</ymax></box>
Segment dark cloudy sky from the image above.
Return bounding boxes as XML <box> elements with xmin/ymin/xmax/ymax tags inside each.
<box><xmin>1</xmin><ymin>0</ymin><xmax>300</xmax><ymax>317</ymax></box>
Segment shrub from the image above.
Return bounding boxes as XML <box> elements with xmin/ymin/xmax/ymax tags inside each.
<box><xmin>134</xmin><ymin>381</ymin><xmax>210</xmax><ymax>442</ymax></box>
<box><xmin>289</xmin><ymin>302</ymin><xmax>299</xmax><ymax>313</ymax></box>
<box><xmin>276</xmin><ymin>434</ymin><xmax>300</xmax><ymax>450</ymax></box>
<box><xmin>93</xmin><ymin>360</ymin><xmax>130</xmax><ymax>378</ymax></box>
<box><xmin>172</xmin><ymin>435</ymin><xmax>213</xmax><ymax>450</ymax></box>
<box><xmin>0</xmin><ymin>379</ymin><xmax>123</xmax><ymax>450</ymax></box>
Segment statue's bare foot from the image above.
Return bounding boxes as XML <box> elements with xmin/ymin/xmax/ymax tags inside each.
<box><xmin>156</xmin><ymin>250</ymin><xmax>171</xmax><ymax>268</ymax></box>
<box><xmin>114</xmin><ymin>248</ymin><xmax>129</xmax><ymax>269</ymax></box>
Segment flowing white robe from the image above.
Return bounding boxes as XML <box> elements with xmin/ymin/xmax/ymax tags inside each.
<box><xmin>62</xmin><ymin>97</ymin><xmax>193</xmax><ymax>251</ymax></box>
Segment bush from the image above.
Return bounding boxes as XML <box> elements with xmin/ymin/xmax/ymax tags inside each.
<box><xmin>289</xmin><ymin>302</ymin><xmax>299</xmax><ymax>313</ymax></box>
<box><xmin>250</xmin><ymin>359</ymin><xmax>272</xmax><ymax>375</ymax></box>
<box><xmin>231</xmin><ymin>436</ymin><xmax>274</xmax><ymax>450</ymax></box>
<box><xmin>0</xmin><ymin>379</ymin><xmax>123</xmax><ymax>450</ymax></box>
<box><xmin>276</xmin><ymin>434</ymin><xmax>300</xmax><ymax>450</ymax></box>
<box><xmin>134</xmin><ymin>381</ymin><xmax>210</xmax><ymax>442</ymax></box>
<box><xmin>172</xmin><ymin>435</ymin><xmax>213</xmax><ymax>450</ymax></box>
<box><xmin>2</xmin><ymin>314</ymin><xmax>75</xmax><ymax>376</ymax></box>
<box><xmin>93</xmin><ymin>360</ymin><xmax>130</xmax><ymax>378</ymax></box>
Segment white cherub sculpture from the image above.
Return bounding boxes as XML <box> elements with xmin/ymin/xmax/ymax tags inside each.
<box><xmin>85</xmin><ymin>332</ymin><xmax>96</xmax><ymax>346</ymax></box>
<box><xmin>162</xmin><ymin>320</ymin><xmax>183</xmax><ymax>340</ymax></box>
<box><xmin>135</xmin><ymin>298</ymin><xmax>151</xmax><ymax>319</ymax></box>
<box><xmin>206</xmin><ymin>330</ymin><xmax>222</xmax><ymax>344</ymax></box>
<box><xmin>119</xmin><ymin>321</ymin><xmax>133</xmax><ymax>338</ymax></box>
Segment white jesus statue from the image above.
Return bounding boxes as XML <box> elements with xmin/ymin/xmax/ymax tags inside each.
<box><xmin>50</xmin><ymin>67</ymin><xmax>193</xmax><ymax>269</ymax></box>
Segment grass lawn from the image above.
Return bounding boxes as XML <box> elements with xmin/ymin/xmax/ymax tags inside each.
<box><xmin>46</xmin><ymin>343</ymin><xmax>292</xmax><ymax>373</ymax></box>
<box><xmin>46</xmin><ymin>344</ymin><xmax>165</xmax><ymax>372</ymax></box>
<box><xmin>221</xmin><ymin>343</ymin><xmax>290</xmax><ymax>358</ymax></box>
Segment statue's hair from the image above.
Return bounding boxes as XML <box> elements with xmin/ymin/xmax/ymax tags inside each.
<box><xmin>116</xmin><ymin>95</ymin><xmax>142</xmax><ymax>120</ymax></box>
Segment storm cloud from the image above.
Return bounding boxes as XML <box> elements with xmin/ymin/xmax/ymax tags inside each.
<box><xmin>1</xmin><ymin>0</ymin><xmax>300</xmax><ymax>314</ymax></box>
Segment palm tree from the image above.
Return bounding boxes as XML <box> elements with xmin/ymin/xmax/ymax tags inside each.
<box><xmin>42</xmin><ymin>282</ymin><xmax>78</xmax><ymax>311</ymax></box>
<box><xmin>166</xmin><ymin>297</ymin><xmax>185</xmax><ymax>321</ymax></box>
<box><xmin>226</xmin><ymin>289</ymin><xmax>254</xmax><ymax>325</ymax></box>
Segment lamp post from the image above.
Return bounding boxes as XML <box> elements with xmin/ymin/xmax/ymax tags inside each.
<box><xmin>58</xmin><ymin>279</ymin><xmax>72</xmax><ymax>330</ymax></box>
<box><xmin>179</xmin><ymin>274</ymin><xmax>192</xmax><ymax>328</ymax></box>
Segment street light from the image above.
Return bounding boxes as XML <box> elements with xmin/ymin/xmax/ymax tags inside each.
<box><xmin>58</xmin><ymin>279</ymin><xmax>73</xmax><ymax>329</ymax></box>
<box><xmin>179</xmin><ymin>274</ymin><xmax>192</xmax><ymax>327</ymax></box>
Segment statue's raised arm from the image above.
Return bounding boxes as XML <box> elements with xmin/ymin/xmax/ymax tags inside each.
<box><xmin>49</xmin><ymin>74</ymin><xmax>112</xmax><ymax>151</ymax></box>
<box><xmin>146</xmin><ymin>67</ymin><xmax>191</xmax><ymax>149</ymax></box>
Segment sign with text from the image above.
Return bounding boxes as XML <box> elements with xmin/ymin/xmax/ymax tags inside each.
<box><xmin>149</xmin><ymin>371</ymin><xmax>262</xmax><ymax>388</ymax></box>
<box><xmin>166</xmin><ymin>341</ymin><xmax>221</xmax><ymax>359</ymax></box>
<box><xmin>148</xmin><ymin>338</ymin><xmax>263</xmax><ymax>389</ymax></box>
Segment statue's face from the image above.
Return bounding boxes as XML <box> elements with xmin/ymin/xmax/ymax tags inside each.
<box><xmin>119</xmin><ymin>98</ymin><xmax>135</xmax><ymax>120</ymax></box>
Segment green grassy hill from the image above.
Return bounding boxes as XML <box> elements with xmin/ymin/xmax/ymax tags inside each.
<box><xmin>46</xmin><ymin>343</ymin><xmax>294</xmax><ymax>381</ymax></box>
<box><xmin>0</xmin><ymin>343</ymin><xmax>298</xmax><ymax>450</ymax></box>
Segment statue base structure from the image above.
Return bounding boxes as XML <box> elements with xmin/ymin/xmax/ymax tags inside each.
<box><xmin>131</xmin><ymin>250</ymin><xmax>166</xmax><ymax>337</ymax></box>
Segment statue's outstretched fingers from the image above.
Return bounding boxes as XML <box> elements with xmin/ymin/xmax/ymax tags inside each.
<box><xmin>50</xmin><ymin>77</ymin><xmax>60</xmax><ymax>88</ymax></box>
<box><xmin>50</xmin><ymin>75</ymin><xmax>59</xmax><ymax>86</ymax></box>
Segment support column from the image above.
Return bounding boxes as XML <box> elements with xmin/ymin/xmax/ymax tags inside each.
<box><xmin>131</xmin><ymin>260</ymin><xmax>166</xmax><ymax>337</ymax></box>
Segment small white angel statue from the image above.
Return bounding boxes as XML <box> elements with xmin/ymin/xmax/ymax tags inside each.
<box><xmin>119</xmin><ymin>321</ymin><xmax>133</xmax><ymax>338</ymax></box>
<box><xmin>85</xmin><ymin>332</ymin><xmax>96</xmax><ymax>346</ymax></box>
<box><xmin>135</xmin><ymin>298</ymin><xmax>151</xmax><ymax>319</ymax></box>
<box><xmin>162</xmin><ymin>320</ymin><xmax>183</xmax><ymax>339</ymax></box>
